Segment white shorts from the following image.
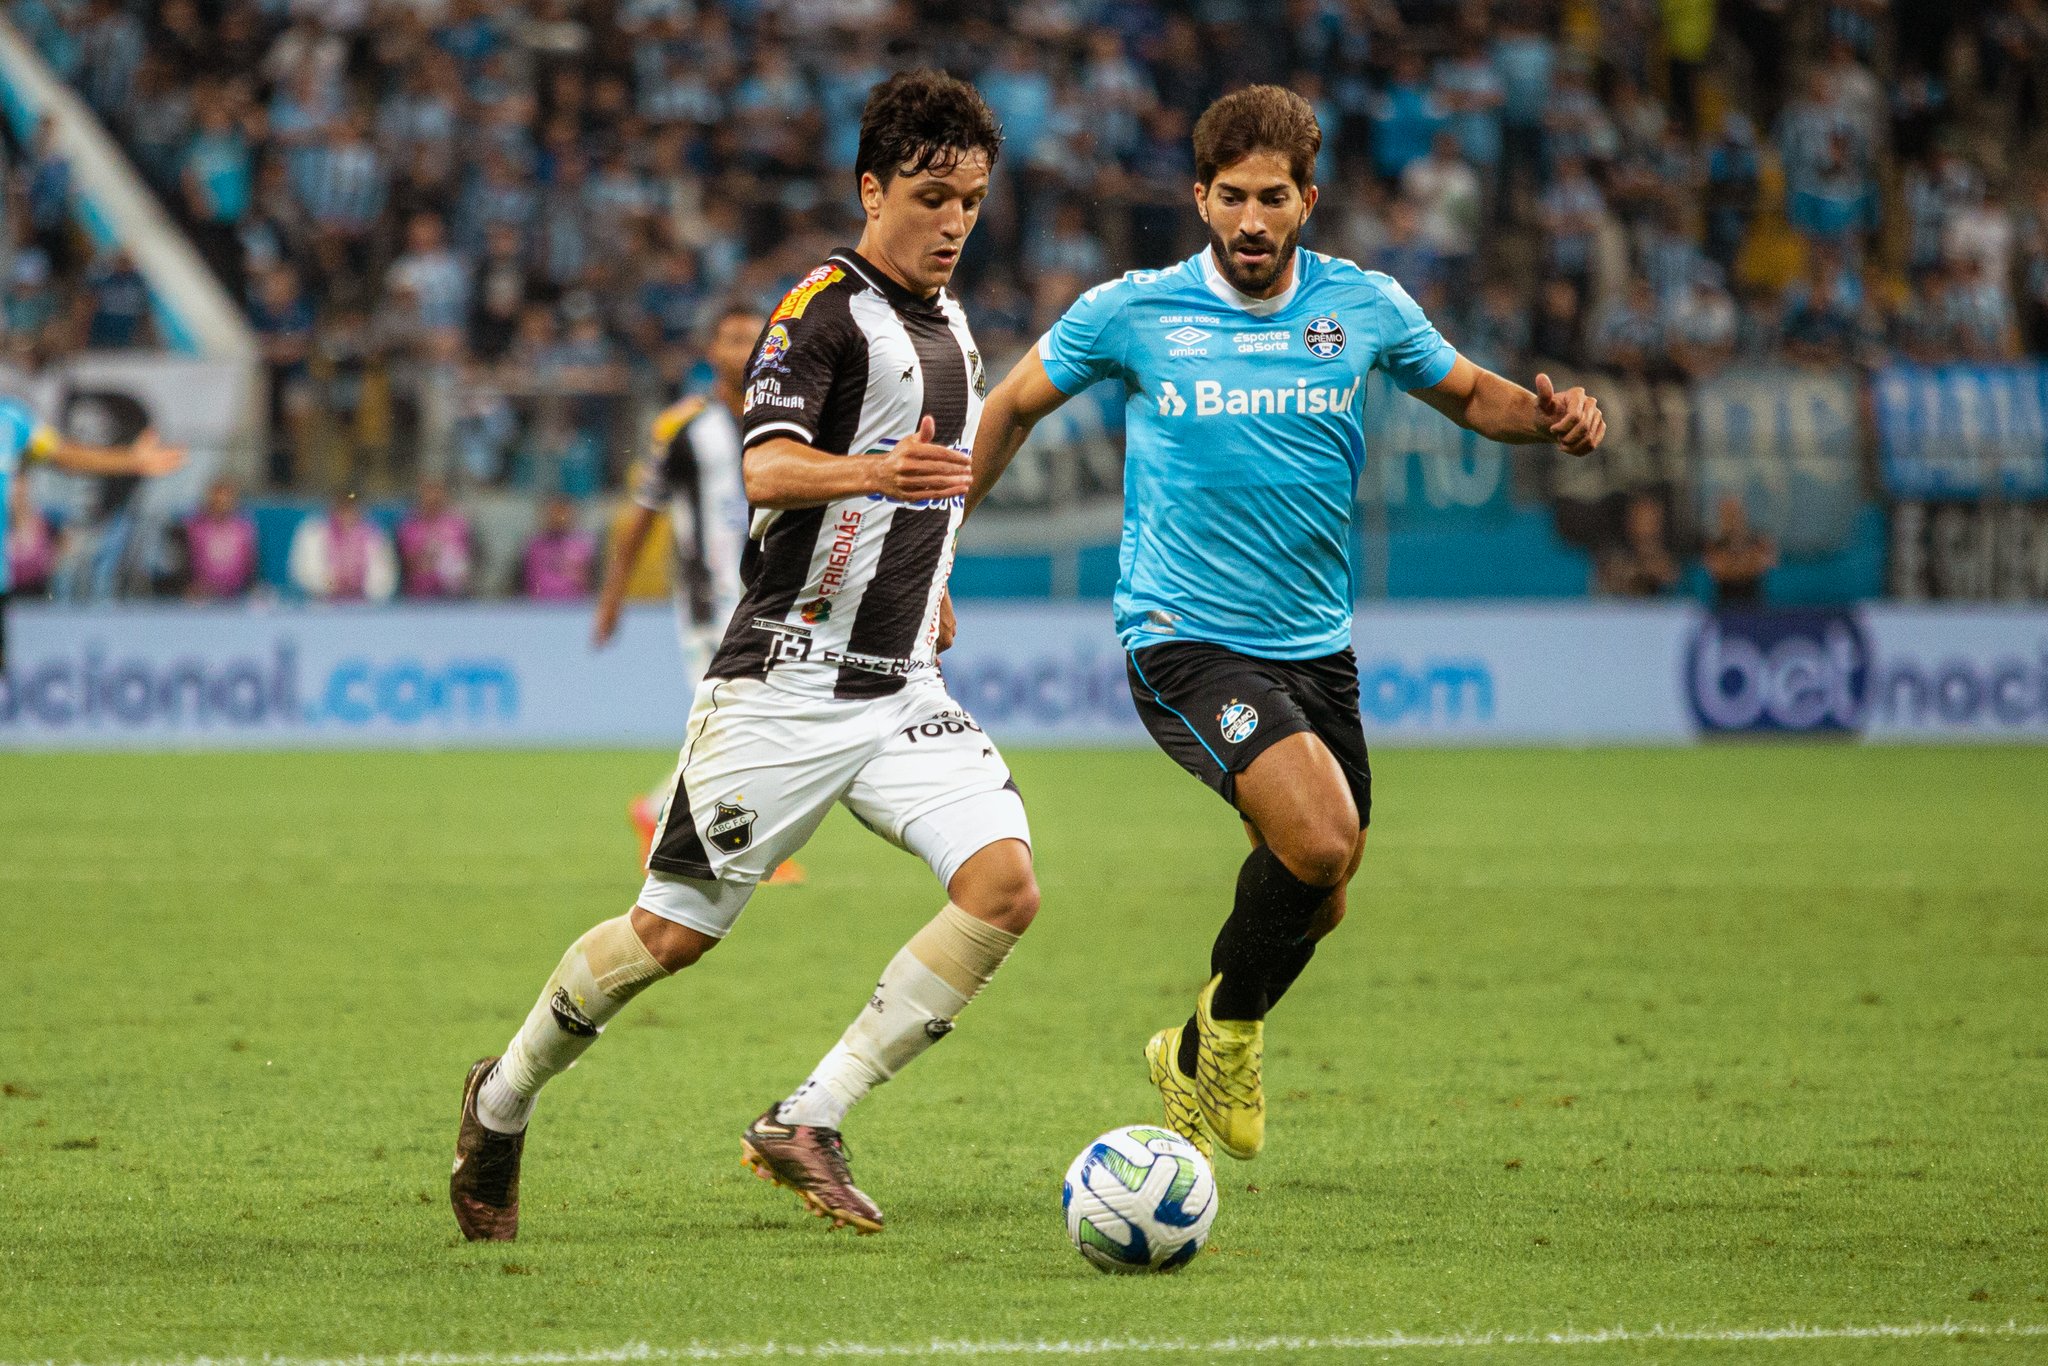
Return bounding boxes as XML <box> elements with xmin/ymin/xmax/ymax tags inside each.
<box><xmin>636</xmin><ymin>670</ymin><xmax>1030</xmax><ymax>939</ymax></box>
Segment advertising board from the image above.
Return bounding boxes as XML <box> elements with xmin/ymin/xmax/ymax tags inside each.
<box><xmin>3</xmin><ymin>601</ymin><xmax>2041</xmax><ymax>750</ymax></box>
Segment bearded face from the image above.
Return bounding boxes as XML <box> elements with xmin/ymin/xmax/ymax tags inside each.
<box><xmin>1195</xmin><ymin>150</ymin><xmax>1316</xmax><ymax>298</ymax></box>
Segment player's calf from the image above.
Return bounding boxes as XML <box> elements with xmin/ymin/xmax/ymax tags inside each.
<box><xmin>472</xmin><ymin>914</ymin><xmax>678</xmax><ymax>1136</ymax></box>
<box><xmin>452</xmin><ymin>912</ymin><xmax>684</xmax><ymax>1240</ymax></box>
<box><xmin>760</xmin><ymin>841</ymin><xmax>1033</xmax><ymax>1224</ymax></box>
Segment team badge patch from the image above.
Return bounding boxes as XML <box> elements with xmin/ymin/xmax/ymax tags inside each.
<box><xmin>549</xmin><ymin>987</ymin><xmax>599</xmax><ymax>1037</ymax></box>
<box><xmin>1217</xmin><ymin>700</ymin><xmax>1259</xmax><ymax>744</ymax></box>
<box><xmin>708</xmin><ymin>801</ymin><xmax>757</xmax><ymax>853</ymax></box>
<box><xmin>1304</xmin><ymin>316</ymin><xmax>1346</xmax><ymax>359</ymax></box>
<box><xmin>799</xmin><ymin>596</ymin><xmax>832</xmax><ymax>624</ymax></box>
<box><xmin>753</xmin><ymin>323</ymin><xmax>792</xmax><ymax>375</ymax></box>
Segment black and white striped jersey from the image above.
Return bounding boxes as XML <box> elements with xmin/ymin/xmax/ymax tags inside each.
<box><xmin>709</xmin><ymin>248</ymin><xmax>985</xmax><ymax>700</ymax></box>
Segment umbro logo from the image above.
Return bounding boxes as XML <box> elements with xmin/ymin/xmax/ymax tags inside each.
<box><xmin>1163</xmin><ymin>326</ymin><xmax>1210</xmax><ymax>346</ymax></box>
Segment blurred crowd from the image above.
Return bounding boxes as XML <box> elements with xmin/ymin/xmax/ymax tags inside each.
<box><xmin>3</xmin><ymin>0</ymin><xmax>2048</xmax><ymax>600</ymax></box>
<box><xmin>5</xmin><ymin>471</ymin><xmax>608</xmax><ymax>601</ymax></box>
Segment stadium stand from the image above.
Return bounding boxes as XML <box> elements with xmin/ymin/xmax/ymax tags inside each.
<box><xmin>3</xmin><ymin>0</ymin><xmax>2047</xmax><ymax>604</ymax></box>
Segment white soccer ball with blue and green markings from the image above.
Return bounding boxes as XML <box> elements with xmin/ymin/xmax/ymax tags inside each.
<box><xmin>1061</xmin><ymin>1124</ymin><xmax>1217</xmax><ymax>1273</ymax></box>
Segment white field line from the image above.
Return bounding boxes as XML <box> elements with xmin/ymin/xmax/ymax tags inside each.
<box><xmin>6</xmin><ymin>1322</ymin><xmax>2045</xmax><ymax>1364</ymax></box>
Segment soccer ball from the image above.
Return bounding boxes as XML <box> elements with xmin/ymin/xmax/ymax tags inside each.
<box><xmin>1061</xmin><ymin>1125</ymin><xmax>1217</xmax><ymax>1273</ymax></box>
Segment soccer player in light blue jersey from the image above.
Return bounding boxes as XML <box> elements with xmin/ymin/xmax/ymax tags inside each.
<box><xmin>969</xmin><ymin>86</ymin><xmax>1604</xmax><ymax>1163</ymax></box>
<box><xmin>0</xmin><ymin>392</ymin><xmax>184</xmax><ymax>666</ymax></box>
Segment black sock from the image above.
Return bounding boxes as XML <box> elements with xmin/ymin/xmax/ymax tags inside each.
<box><xmin>1262</xmin><ymin>937</ymin><xmax>1319</xmax><ymax>1011</ymax></box>
<box><xmin>1213</xmin><ymin>844</ymin><xmax>1326</xmax><ymax>1015</ymax></box>
<box><xmin>1177</xmin><ymin>938</ymin><xmax>1322</xmax><ymax>1076</ymax></box>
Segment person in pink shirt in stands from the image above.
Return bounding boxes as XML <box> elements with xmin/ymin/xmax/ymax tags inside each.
<box><xmin>288</xmin><ymin>494</ymin><xmax>397</xmax><ymax>601</ymax></box>
<box><xmin>521</xmin><ymin>492</ymin><xmax>595</xmax><ymax>600</ymax></box>
<box><xmin>6</xmin><ymin>474</ymin><xmax>60</xmax><ymax>595</ymax></box>
<box><xmin>183</xmin><ymin>476</ymin><xmax>258</xmax><ymax>598</ymax></box>
<box><xmin>395</xmin><ymin>476</ymin><xmax>475</xmax><ymax>598</ymax></box>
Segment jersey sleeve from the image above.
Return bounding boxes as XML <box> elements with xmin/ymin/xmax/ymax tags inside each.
<box><xmin>628</xmin><ymin>450</ymin><xmax>671</xmax><ymax>511</ymax></box>
<box><xmin>740</xmin><ymin>265</ymin><xmax>857</xmax><ymax>449</ymax></box>
<box><xmin>1366</xmin><ymin>272</ymin><xmax>1458</xmax><ymax>392</ymax></box>
<box><xmin>1036</xmin><ymin>276</ymin><xmax>1133</xmax><ymax>395</ymax></box>
<box><xmin>635</xmin><ymin>399</ymin><xmax>704</xmax><ymax>510</ymax></box>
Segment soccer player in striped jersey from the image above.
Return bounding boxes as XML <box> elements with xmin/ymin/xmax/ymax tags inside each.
<box><xmin>0</xmin><ymin>392</ymin><xmax>184</xmax><ymax>666</ymax></box>
<box><xmin>970</xmin><ymin>87</ymin><xmax>1605</xmax><ymax>1163</ymax></box>
<box><xmin>452</xmin><ymin>71</ymin><xmax>1035</xmax><ymax>1241</ymax></box>
<box><xmin>591</xmin><ymin>303</ymin><xmax>802</xmax><ymax>882</ymax></box>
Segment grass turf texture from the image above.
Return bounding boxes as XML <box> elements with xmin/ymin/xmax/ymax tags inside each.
<box><xmin>1</xmin><ymin>746</ymin><xmax>2044</xmax><ymax>1365</ymax></box>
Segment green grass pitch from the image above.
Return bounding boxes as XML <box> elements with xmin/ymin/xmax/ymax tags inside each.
<box><xmin>2</xmin><ymin>745</ymin><xmax>2045</xmax><ymax>1364</ymax></box>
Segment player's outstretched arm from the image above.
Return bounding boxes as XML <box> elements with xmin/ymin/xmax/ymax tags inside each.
<box><xmin>1412</xmin><ymin>355</ymin><xmax>1605</xmax><ymax>455</ymax></box>
<box><xmin>744</xmin><ymin>417</ymin><xmax>970</xmax><ymax>509</ymax></box>
<box><xmin>592</xmin><ymin>503</ymin><xmax>661</xmax><ymax>648</ymax></box>
<box><xmin>967</xmin><ymin>349</ymin><xmax>1073</xmax><ymax>516</ymax></box>
<box><xmin>47</xmin><ymin>427</ymin><xmax>187</xmax><ymax>477</ymax></box>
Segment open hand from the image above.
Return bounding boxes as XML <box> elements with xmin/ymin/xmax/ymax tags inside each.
<box><xmin>1534</xmin><ymin>374</ymin><xmax>1604</xmax><ymax>456</ymax></box>
<box><xmin>133</xmin><ymin>429</ymin><xmax>187</xmax><ymax>477</ymax></box>
<box><xmin>875</xmin><ymin>416</ymin><xmax>970</xmax><ymax>502</ymax></box>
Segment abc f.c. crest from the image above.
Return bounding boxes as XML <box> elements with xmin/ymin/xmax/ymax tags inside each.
<box><xmin>1304</xmin><ymin>316</ymin><xmax>1346</xmax><ymax>359</ymax></box>
<box><xmin>707</xmin><ymin>800</ymin><xmax>757</xmax><ymax>852</ymax></box>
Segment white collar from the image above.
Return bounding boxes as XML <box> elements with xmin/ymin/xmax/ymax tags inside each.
<box><xmin>1200</xmin><ymin>247</ymin><xmax>1304</xmax><ymax>317</ymax></box>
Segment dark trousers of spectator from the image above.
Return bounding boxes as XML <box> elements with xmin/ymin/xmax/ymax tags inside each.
<box><xmin>2028</xmin><ymin>300</ymin><xmax>2048</xmax><ymax>357</ymax></box>
<box><xmin>34</xmin><ymin>223</ymin><xmax>77</xmax><ymax>279</ymax></box>
<box><xmin>1667</xmin><ymin>58</ymin><xmax>1703</xmax><ymax>137</ymax></box>
<box><xmin>1725</xmin><ymin>1</ymin><xmax>1790</xmax><ymax>127</ymax></box>
<box><xmin>1499</xmin><ymin>123</ymin><xmax>1544</xmax><ymax>226</ymax></box>
<box><xmin>190</xmin><ymin>219</ymin><xmax>245</xmax><ymax>302</ymax></box>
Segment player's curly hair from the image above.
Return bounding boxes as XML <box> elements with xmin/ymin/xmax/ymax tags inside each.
<box><xmin>1193</xmin><ymin>85</ymin><xmax>1322</xmax><ymax>189</ymax></box>
<box><xmin>855</xmin><ymin>70</ymin><xmax>1004</xmax><ymax>189</ymax></box>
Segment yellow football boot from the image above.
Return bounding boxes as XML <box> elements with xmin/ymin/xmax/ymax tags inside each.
<box><xmin>1193</xmin><ymin>974</ymin><xmax>1265</xmax><ymax>1159</ymax></box>
<box><xmin>1144</xmin><ymin>1026</ymin><xmax>1212</xmax><ymax>1161</ymax></box>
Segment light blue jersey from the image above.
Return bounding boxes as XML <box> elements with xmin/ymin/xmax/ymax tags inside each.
<box><xmin>0</xmin><ymin>396</ymin><xmax>58</xmax><ymax>595</ymax></box>
<box><xmin>1038</xmin><ymin>248</ymin><xmax>1457</xmax><ymax>658</ymax></box>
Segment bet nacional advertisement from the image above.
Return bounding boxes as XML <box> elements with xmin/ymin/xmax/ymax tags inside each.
<box><xmin>2</xmin><ymin>601</ymin><xmax>2043</xmax><ymax>749</ymax></box>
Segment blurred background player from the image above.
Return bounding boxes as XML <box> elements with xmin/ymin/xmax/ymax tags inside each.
<box><xmin>971</xmin><ymin>86</ymin><xmax>1604</xmax><ymax>1165</ymax></box>
<box><xmin>590</xmin><ymin>303</ymin><xmax>801</xmax><ymax>883</ymax></box>
<box><xmin>451</xmin><ymin>71</ymin><xmax>1035</xmax><ymax>1242</ymax></box>
<box><xmin>0</xmin><ymin>392</ymin><xmax>184</xmax><ymax>668</ymax></box>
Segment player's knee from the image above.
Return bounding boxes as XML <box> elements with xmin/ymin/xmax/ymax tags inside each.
<box><xmin>950</xmin><ymin>844</ymin><xmax>1039</xmax><ymax>935</ymax></box>
<box><xmin>973</xmin><ymin>869</ymin><xmax>1040</xmax><ymax>936</ymax></box>
<box><xmin>1273</xmin><ymin>827</ymin><xmax>1355</xmax><ymax>888</ymax></box>
<box><xmin>629</xmin><ymin>906</ymin><xmax>718</xmax><ymax>972</ymax></box>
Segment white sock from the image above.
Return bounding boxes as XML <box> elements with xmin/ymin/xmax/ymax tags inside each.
<box><xmin>478</xmin><ymin>916</ymin><xmax>669</xmax><ymax>1133</ymax></box>
<box><xmin>778</xmin><ymin>904</ymin><xmax>1018</xmax><ymax>1130</ymax></box>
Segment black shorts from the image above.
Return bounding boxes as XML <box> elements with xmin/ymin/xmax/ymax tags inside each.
<box><xmin>1126</xmin><ymin>641</ymin><xmax>1372</xmax><ymax>826</ymax></box>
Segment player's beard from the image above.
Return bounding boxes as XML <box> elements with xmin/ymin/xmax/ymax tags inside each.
<box><xmin>1207</xmin><ymin>218</ymin><xmax>1302</xmax><ymax>296</ymax></box>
